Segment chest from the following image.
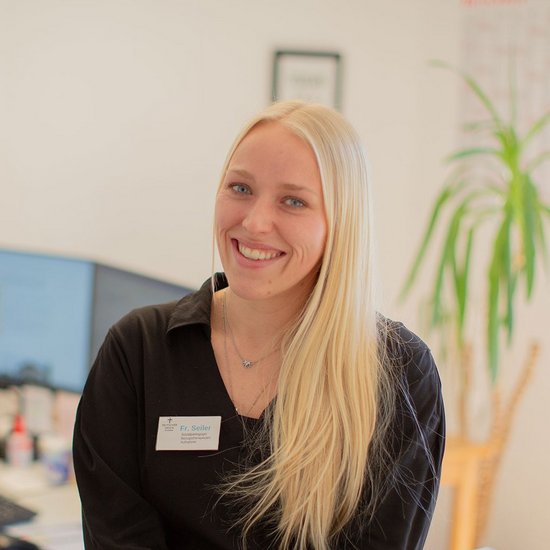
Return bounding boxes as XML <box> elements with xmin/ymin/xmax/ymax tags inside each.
<box><xmin>133</xmin><ymin>328</ymin><xmax>264</xmax><ymax>535</ymax></box>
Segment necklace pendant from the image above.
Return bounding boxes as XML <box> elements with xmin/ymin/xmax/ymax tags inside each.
<box><xmin>242</xmin><ymin>359</ymin><xmax>254</xmax><ymax>369</ymax></box>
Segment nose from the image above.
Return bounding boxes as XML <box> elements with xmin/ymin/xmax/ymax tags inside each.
<box><xmin>241</xmin><ymin>198</ymin><xmax>274</xmax><ymax>234</ymax></box>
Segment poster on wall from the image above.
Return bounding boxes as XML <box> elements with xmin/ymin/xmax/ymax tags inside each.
<box><xmin>271</xmin><ymin>50</ymin><xmax>342</xmax><ymax>109</ymax></box>
<box><xmin>459</xmin><ymin>0</ymin><xmax>549</xmax><ymax>184</ymax></box>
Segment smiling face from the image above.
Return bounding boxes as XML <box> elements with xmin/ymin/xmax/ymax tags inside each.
<box><xmin>215</xmin><ymin>121</ymin><xmax>327</xmax><ymax>305</ymax></box>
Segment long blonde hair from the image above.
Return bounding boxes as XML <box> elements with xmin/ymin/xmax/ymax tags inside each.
<box><xmin>216</xmin><ymin>101</ymin><xmax>396</xmax><ymax>549</ymax></box>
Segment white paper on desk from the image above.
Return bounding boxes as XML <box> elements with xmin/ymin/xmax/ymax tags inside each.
<box><xmin>6</xmin><ymin>522</ymin><xmax>84</xmax><ymax>550</ymax></box>
<box><xmin>0</xmin><ymin>465</ymin><xmax>49</xmax><ymax>494</ymax></box>
<box><xmin>54</xmin><ymin>391</ymin><xmax>81</xmax><ymax>439</ymax></box>
<box><xmin>22</xmin><ymin>384</ymin><xmax>54</xmax><ymax>434</ymax></box>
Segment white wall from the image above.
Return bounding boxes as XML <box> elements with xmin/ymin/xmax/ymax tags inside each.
<box><xmin>1</xmin><ymin>1</ymin><xmax>548</xmax><ymax>548</ymax></box>
<box><xmin>0</xmin><ymin>0</ymin><xmax>459</xmax><ymax>290</ymax></box>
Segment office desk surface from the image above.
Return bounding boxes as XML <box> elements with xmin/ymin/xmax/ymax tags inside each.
<box><xmin>0</xmin><ymin>463</ymin><xmax>83</xmax><ymax>549</ymax></box>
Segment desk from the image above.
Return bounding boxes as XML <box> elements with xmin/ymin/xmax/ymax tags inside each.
<box><xmin>0</xmin><ymin>463</ymin><xmax>83</xmax><ymax>550</ymax></box>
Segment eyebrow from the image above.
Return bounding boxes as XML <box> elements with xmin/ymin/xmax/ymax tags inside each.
<box><xmin>225</xmin><ymin>168</ymin><xmax>254</xmax><ymax>180</ymax></box>
<box><xmin>279</xmin><ymin>183</ymin><xmax>317</xmax><ymax>195</ymax></box>
<box><xmin>225</xmin><ymin>169</ymin><xmax>318</xmax><ymax>195</ymax></box>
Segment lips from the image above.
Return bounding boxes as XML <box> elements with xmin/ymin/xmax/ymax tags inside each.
<box><xmin>236</xmin><ymin>241</ymin><xmax>284</xmax><ymax>261</ymax></box>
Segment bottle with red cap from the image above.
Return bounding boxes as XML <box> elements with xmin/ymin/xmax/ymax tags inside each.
<box><xmin>6</xmin><ymin>414</ymin><xmax>33</xmax><ymax>467</ymax></box>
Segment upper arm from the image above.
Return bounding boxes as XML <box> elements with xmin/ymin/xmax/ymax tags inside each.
<box><xmin>345</xmin><ymin>331</ymin><xmax>445</xmax><ymax>549</ymax></box>
<box><xmin>73</xmin><ymin>328</ymin><xmax>169</xmax><ymax>550</ymax></box>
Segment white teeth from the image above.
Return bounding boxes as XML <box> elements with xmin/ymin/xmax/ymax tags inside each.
<box><xmin>238</xmin><ymin>243</ymin><xmax>281</xmax><ymax>261</ymax></box>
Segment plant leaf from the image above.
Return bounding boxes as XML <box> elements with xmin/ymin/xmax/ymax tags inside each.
<box><xmin>400</xmin><ymin>177</ymin><xmax>467</xmax><ymax>300</ymax></box>
<box><xmin>463</xmin><ymin>119</ymin><xmax>495</xmax><ymax>133</ymax></box>
<box><xmin>529</xmin><ymin>181</ymin><xmax>550</xmax><ymax>270</ymax></box>
<box><xmin>487</xmin><ymin>218</ymin><xmax>506</xmax><ymax>384</ymax></box>
<box><xmin>521</xmin><ymin>174</ymin><xmax>537</xmax><ymax>298</ymax></box>
<box><xmin>446</xmin><ymin>147</ymin><xmax>500</xmax><ymax>162</ymax></box>
<box><xmin>525</xmin><ymin>150</ymin><xmax>550</xmax><ymax>172</ymax></box>
<box><xmin>487</xmin><ymin>267</ymin><xmax>500</xmax><ymax>384</ymax></box>
<box><xmin>500</xmin><ymin>210</ymin><xmax>513</xmax><ymax>344</ymax></box>
<box><xmin>430</xmin><ymin>60</ymin><xmax>504</xmax><ymax>131</ymax></box>
<box><xmin>431</xmin><ymin>211</ymin><xmax>458</xmax><ymax>327</ymax></box>
<box><xmin>430</xmin><ymin>196</ymin><xmax>473</xmax><ymax>331</ymax></box>
<box><xmin>454</xmin><ymin>226</ymin><xmax>475</xmax><ymax>346</ymax></box>
<box><xmin>535</xmin><ymin>209</ymin><xmax>550</xmax><ymax>270</ymax></box>
<box><xmin>522</xmin><ymin>111</ymin><xmax>550</xmax><ymax>148</ymax></box>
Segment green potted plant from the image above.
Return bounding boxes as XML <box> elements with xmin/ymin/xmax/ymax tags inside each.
<box><xmin>400</xmin><ymin>61</ymin><xmax>549</xmax><ymax>545</ymax></box>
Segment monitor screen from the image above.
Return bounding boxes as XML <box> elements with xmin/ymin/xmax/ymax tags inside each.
<box><xmin>0</xmin><ymin>250</ymin><xmax>94</xmax><ymax>392</ymax></box>
<box><xmin>0</xmin><ymin>250</ymin><xmax>192</xmax><ymax>392</ymax></box>
<box><xmin>90</xmin><ymin>264</ymin><xmax>192</xmax><ymax>364</ymax></box>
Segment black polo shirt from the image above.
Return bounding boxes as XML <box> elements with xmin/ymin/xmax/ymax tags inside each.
<box><xmin>73</xmin><ymin>275</ymin><xmax>445</xmax><ymax>549</ymax></box>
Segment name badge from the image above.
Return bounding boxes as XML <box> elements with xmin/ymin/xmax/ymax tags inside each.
<box><xmin>155</xmin><ymin>416</ymin><xmax>221</xmax><ymax>451</ymax></box>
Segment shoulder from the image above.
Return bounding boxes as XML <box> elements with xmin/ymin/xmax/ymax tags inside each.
<box><xmin>85</xmin><ymin>295</ymin><xmax>202</xmax><ymax>394</ymax></box>
<box><xmin>379</xmin><ymin>316</ymin><xmax>439</xmax><ymax>388</ymax></box>
<box><xmin>88</xmin><ymin>301</ymin><xmax>180</xmax><ymax>383</ymax></box>
<box><xmin>110</xmin><ymin>300</ymin><xmax>178</xmax><ymax>339</ymax></box>
<box><xmin>107</xmin><ymin>276</ymin><xmax>214</xmax><ymax>344</ymax></box>
<box><xmin>98</xmin><ymin>302</ymin><xmax>179</xmax><ymax>361</ymax></box>
<box><xmin>378</xmin><ymin>316</ymin><xmax>444</xmax><ymax>436</ymax></box>
<box><xmin>378</xmin><ymin>317</ymin><xmax>445</xmax><ymax>472</ymax></box>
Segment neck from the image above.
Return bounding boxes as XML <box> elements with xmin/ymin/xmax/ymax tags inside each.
<box><xmin>219</xmin><ymin>287</ymin><xmax>307</xmax><ymax>351</ymax></box>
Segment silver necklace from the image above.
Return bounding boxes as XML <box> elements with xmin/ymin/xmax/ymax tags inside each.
<box><xmin>220</xmin><ymin>293</ymin><xmax>276</xmax><ymax>417</ymax></box>
<box><xmin>222</xmin><ymin>291</ymin><xmax>279</xmax><ymax>368</ymax></box>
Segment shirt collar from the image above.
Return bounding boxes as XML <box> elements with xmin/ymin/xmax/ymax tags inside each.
<box><xmin>167</xmin><ymin>273</ymin><xmax>228</xmax><ymax>333</ymax></box>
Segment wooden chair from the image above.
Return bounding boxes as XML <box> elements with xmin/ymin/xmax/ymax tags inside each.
<box><xmin>440</xmin><ymin>343</ymin><xmax>538</xmax><ymax>550</ymax></box>
<box><xmin>441</xmin><ymin>438</ymin><xmax>498</xmax><ymax>550</ymax></box>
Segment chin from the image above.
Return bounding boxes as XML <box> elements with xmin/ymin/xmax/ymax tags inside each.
<box><xmin>224</xmin><ymin>277</ymin><xmax>276</xmax><ymax>301</ymax></box>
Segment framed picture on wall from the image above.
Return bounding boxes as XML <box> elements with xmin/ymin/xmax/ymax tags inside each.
<box><xmin>272</xmin><ymin>50</ymin><xmax>342</xmax><ymax>109</ymax></box>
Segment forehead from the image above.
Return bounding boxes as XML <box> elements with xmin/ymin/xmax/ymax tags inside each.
<box><xmin>227</xmin><ymin>122</ymin><xmax>320</xmax><ymax>182</ymax></box>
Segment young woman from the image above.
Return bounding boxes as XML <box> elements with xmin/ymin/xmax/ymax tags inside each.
<box><xmin>73</xmin><ymin>101</ymin><xmax>445</xmax><ymax>549</ymax></box>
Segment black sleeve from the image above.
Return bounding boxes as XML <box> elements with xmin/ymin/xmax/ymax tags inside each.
<box><xmin>345</xmin><ymin>328</ymin><xmax>445</xmax><ymax>549</ymax></box>
<box><xmin>72</xmin><ymin>329</ymin><xmax>169</xmax><ymax>550</ymax></box>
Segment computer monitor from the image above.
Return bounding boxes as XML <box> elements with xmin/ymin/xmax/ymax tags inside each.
<box><xmin>0</xmin><ymin>249</ymin><xmax>192</xmax><ymax>393</ymax></box>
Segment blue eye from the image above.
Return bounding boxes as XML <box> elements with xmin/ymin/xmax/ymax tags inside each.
<box><xmin>284</xmin><ymin>197</ymin><xmax>306</xmax><ymax>208</ymax></box>
<box><xmin>230</xmin><ymin>184</ymin><xmax>250</xmax><ymax>195</ymax></box>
